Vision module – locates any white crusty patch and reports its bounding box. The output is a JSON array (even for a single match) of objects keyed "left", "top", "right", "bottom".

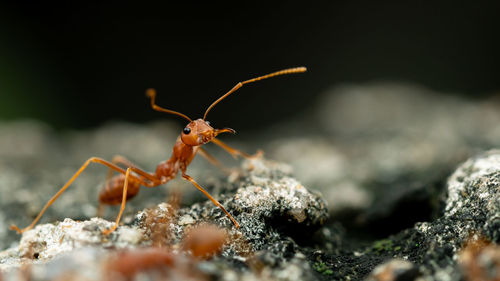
[
  {"left": 445, "top": 150, "right": 500, "bottom": 216},
  {"left": 18, "top": 217, "right": 144, "bottom": 261}
]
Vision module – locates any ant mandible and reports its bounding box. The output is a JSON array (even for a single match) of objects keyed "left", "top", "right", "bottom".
[{"left": 10, "top": 67, "right": 307, "bottom": 235}]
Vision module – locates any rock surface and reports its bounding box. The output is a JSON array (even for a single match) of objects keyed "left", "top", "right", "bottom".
[
  {"left": 2, "top": 82, "right": 500, "bottom": 280},
  {"left": 0, "top": 144, "right": 328, "bottom": 280},
  {"left": 267, "top": 83, "right": 500, "bottom": 234}
]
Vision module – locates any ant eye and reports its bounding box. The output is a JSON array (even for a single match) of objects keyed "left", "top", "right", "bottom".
[{"left": 183, "top": 127, "right": 191, "bottom": 134}]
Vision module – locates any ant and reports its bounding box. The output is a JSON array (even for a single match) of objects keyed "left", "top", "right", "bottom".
[{"left": 10, "top": 67, "right": 307, "bottom": 235}]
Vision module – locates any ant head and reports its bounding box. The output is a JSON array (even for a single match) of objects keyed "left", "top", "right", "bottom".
[
  {"left": 181, "top": 119, "right": 235, "bottom": 146},
  {"left": 146, "top": 67, "right": 306, "bottom": 146}
]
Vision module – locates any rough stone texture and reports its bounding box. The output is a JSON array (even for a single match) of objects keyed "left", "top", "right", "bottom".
[
  {"left": 267, "top": 83, "right": 500, "bottom": 234},
  {"left": 444, "top": 150, "right": 500, "bottom": 242},
  {"left": 17, "top": 218, "right": 144, "bottom": 260},
  {"left": 0, "top": 120, "right": 194, "bottom": 251},
  {"left": 2, "top": 82, "right": 500, "bottom": 280},
  {"left": 350, "top": 150, "right": 500, "bottom": 281},
  {"left": 410, "top": 150, "right": 500, "bottom": 280},
  {"left": 0, "top": 149, "right": 328, "bottom": 280}
]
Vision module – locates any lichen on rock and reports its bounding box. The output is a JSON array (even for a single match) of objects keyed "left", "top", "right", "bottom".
[
  {"left": 444, "top": 150, "right": 500, "bottom": 242},
  {"left": 0, "top": 155, "right": 328, "bottom": 280},
  {"left": 3, "top": 82, "right": 500, "bottom": 280}
]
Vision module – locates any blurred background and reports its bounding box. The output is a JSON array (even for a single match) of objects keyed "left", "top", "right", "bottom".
[{"left": 1, "top": 1, "right": 499, "bottom": 132}]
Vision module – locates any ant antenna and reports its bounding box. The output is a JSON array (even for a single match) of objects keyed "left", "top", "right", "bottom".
[
  {"left": 203, "top": 67, "right": 307, "bottom": 120},
  {"left": 146, "top": 89, "right": 193, "bottom": 122}
]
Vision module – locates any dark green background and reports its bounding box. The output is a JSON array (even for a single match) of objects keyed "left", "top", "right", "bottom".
[{"left": 1, "top": 2, "right": 499, "bottom": 131}]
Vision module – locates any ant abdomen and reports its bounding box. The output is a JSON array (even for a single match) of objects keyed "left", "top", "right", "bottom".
[{"left": 99, "top": 174, "right": 141, "bottom": 205}]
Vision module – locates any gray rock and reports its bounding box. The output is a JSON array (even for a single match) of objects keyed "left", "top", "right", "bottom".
[
  {"left": 136, "top": 156, "right": 329, "bottom": 257},
  {"left": 0, "top": 120, "right": 192, "bottom": 250},
  {"left": 0, "top": 150, "right": 327, "bottom": 280},
  {"left": 444, "top": 150, "right": 500, "bottom": 242},
  {"left": 413, "top": 149, "right": 500, "bottom": 260},
  {"left": 267, "top": 83, "right": 500, "bottom": 231},
  {"left": 3, "top": 82, "right": 500, "bottom": 281},
  {"left": 361, "top": 150, "right": 500, "bottom": 281}
]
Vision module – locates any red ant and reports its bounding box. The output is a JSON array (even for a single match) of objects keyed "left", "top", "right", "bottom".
[{"left": 10, "top": 67, "right": 307, "bottom": 235}]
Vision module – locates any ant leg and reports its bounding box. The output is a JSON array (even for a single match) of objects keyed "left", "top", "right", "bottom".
[
  {"left": 10, "top": 157, "right": 144, "bottom": 234},
  {"left": 100, "top": 155, "right": 140, "bottom": 215},
  {"left": 181, "top": 173, "right": 240, "bottom": 228},
  {"left": 101, "top": 165, "right": 162, "bottom": 235},
  {"left": 102, "top": 167, "right": 132, "bottom": 235},
  {"left": 104, "top": 155, "right": 159, "bottom": 186},
  {"left": 111, "top": 155, "right": 136, "bottom": 167},
  {"left": 211, "top": 138, "right": 262, "bottom": 159},
  {"left": 198, "top": 147, "right": 232, "bottom": 175},
  {"left": 129, "top": 167, "right": 162, "bottom": 187},
  {"left": 105, "top": 155, "right": 137, "bottom": 181}
]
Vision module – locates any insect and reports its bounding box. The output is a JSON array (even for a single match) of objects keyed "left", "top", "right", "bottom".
[{"left": 10, "top": 66, "right": 307, "bottom": 235}]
